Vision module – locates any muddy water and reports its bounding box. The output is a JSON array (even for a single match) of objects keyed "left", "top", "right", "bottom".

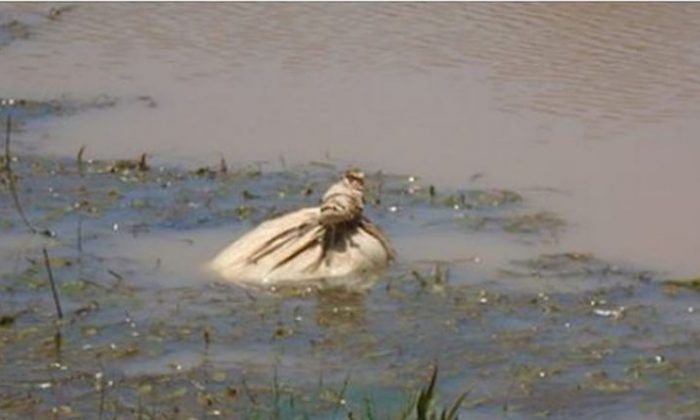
[
  {"left": 1, "top": 3, "right": 700, "bottom": 276},
  {"left": 3, "top": 3, "right": 700, "bottom": 275},
  {"left": 2, "top": 4, "right": 700, "bottom": 417}
]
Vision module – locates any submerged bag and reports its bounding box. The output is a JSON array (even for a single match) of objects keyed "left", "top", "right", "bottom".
[{"left": 208, "top": 170, "right": 395, "bottom": 287}]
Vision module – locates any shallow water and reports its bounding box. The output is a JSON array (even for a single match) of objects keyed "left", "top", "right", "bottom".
[
  {"left": 0, "top": 152, "right": 697, "bottom": 418},
  {"left": 1, "top": 3, "right": 700, "bottom": 418}
]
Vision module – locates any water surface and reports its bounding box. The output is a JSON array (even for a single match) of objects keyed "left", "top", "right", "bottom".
[
  {"left": 2, "top": 3, "right": 699, "bottom": 275},
  {"left": 2, "top": 3, "right": 700, "bottom": 417}
]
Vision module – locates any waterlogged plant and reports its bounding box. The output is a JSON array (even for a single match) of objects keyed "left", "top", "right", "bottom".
[{"left": 397, "top": 365, "right": 469, "bottom": 420}]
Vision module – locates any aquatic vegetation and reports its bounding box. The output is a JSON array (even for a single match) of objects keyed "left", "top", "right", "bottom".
[
  {"left": 411, "top": 365, "right": 469, "bottom": 420},
  {"left": 0, "top": 19, "right": 29, "bottom": 48},
  {"left": 501, "top": 210, "right": 564, "bottom": 234},
  {"left": 0, "top": 134, "right": 697, "bottom": 417},
  {"left": 0, "top": 96, "right": 118, "bottom": 128},
  {"left": 502, "top": 252, "right": 654, "bottom": 282},
  {"left": 418, "top": 184, "right": 565, "bottom": 240},
  {"left": 663, "top": 277, "right": 700, "bottom": 293},
  {"left": 0, "top": 4, "right": 79, "bottom": 49},
  {"left": 442, "top": 189, "right": 522, "bottom": 210}
]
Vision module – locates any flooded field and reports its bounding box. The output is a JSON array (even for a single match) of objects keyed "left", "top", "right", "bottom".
[{"left": 1, "top": 3, "right": 700, "bottom": 418}]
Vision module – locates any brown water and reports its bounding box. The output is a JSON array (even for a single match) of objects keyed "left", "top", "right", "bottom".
[{"left": 2, "top": 2, "right": 700, "bottom": 276}]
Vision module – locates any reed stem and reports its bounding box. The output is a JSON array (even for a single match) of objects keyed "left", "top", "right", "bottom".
[
  {"left": 42, "top": 248, "right": 64, "bottom": 320},
  {"left": 4, "top": 114, "right": 38, "bottom": 234}
]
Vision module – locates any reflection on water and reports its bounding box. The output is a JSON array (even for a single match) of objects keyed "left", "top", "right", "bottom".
[{"left": 1, "top": 3, "right": 699, "bottom": 274}]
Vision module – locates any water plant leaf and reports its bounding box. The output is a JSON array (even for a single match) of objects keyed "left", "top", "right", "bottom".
[{"left": 663, "top": 277, "right": 700, "bottom": 293}]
